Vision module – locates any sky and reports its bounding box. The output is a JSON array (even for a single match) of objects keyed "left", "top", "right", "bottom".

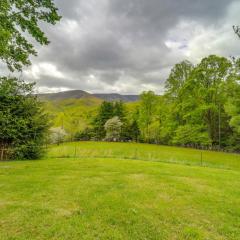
[{"left": 19, "top": 0, "right": 240, "bottom": 94}]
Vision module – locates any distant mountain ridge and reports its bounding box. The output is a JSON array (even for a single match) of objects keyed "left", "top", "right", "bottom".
[{"left": 38, "top": 90, "right": 139, "bottom": 102}]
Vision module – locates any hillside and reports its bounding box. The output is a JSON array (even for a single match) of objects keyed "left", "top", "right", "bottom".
[
  {"left": 43, "top": 96, "right": 102, "bottom": 135},
  {"left": 39, "top": 90, "right": 140, "bottom": 136},
  {"left": 38, "top": 90, "right": 91, "bottom": 101},
  {"left": 38, "top": 90, "right": 139, "bottom": 102},
  {"left": 93, "top": 93, "right": 139, "bottom": 102}
]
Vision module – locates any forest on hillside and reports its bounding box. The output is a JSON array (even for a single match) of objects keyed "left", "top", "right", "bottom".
[{"left": 51, "top": 55, "right": 240, "bottom": 152}]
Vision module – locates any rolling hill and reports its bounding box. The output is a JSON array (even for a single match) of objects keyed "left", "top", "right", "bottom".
[
  {"left": 38, "top": 90, "right": 139, "bottom": 102},
  {"left": 39, "top": 90, "right": 139, "bottom": 136}
]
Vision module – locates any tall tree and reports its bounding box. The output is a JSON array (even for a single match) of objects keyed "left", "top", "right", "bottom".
[
  {"left": 188, "top": 55, "right": 232, "bottom": 146},
  {"left": 113, "top": 101, "right": 126, "bottom": 121},
  {"left": 93, "top": 101, "right": 115, "bottom": 140},
  {"left": 139, "top": 91, "right": 158, "bottom": 142},
  {"left": 0, "top": 0, "right": 61, "bottom": 71},
  {"left": 165, "top": 60, "right": 194, "bottom": 99},
  {"left": 165, "top": 60, "right": 194, "bottom": 127}
]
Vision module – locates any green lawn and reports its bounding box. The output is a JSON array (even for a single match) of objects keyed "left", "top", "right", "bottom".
[
  {"left": 0, "top": 142, "right": 240, "bottom": 239},
  {"left": 48, "top": 141, "right": 240, "bottom": 170}
]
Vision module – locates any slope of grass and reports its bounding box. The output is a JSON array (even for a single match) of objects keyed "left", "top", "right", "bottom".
[
  {"left": 0, "top": 142, "right": 240, "bottom": 239},
  {"left": 48, "top": 141, "right": 240, "bottom": 170}
]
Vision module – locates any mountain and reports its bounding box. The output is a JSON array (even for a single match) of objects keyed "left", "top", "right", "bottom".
[
  {"left": 93, "top": 93, "right": 139, "bottom": 102},
  {"left": 38, "top": 90, "right": 139, "bottom": 102},
  {"left": 39, "top": 90, "right": 139, "bottom": 135},
  {"left": 38, "top": 90, "right": 91, "bottom": 101}
]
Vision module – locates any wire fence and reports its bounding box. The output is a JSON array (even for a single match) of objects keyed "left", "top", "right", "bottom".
[{"left": 47, "top": 142, "right": 240, "bottom": 171}]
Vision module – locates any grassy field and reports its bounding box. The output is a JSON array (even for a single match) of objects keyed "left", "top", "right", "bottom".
[
  {"left": 48, "top": 141, "right": 240, "bottom": 170},
  {"left": 0, "top": 142, "right": 240, "bottom": 239}
]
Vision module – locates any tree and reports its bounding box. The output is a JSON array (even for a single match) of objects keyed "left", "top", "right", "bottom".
[
  {"left": 173, "top": 124, "right": 211, "bottom": 148},
  {"left": 0, "top": 77, "right": 49, "bottom": 159},
  {"left": 0, "top": 0, "right": 61, "bottom": 71},
  {"left": 165, "top": 60, "right": 194, "bottom": 99},
  {"left": 50, "top": 127, "right": 67, "bottom": 145},
  {"left": 165, "top": 60, "right": 194, "bottom": 127},
  {"left": 233, "top": 25, "right": 240, "bottom": 38},
  {"left": 93, "top": 101, "right": 127, "bottom": 140},
  {"left": 113, "top": 101, "right": 126, "bottom": 121},
  {"left": 224, "top": 67, "right": 240, "bottom": 150},
  {"left": 187, "top": 55, "right": 232, "bottom": 146},
  {"left": 93, "top": 101, "right": 115, "bottom": 140},
  {"left": 104, "top": 117, "right": 123, "bottom": 142},
  {"left": 121, "top": 120, "right": 141, "bottom": 142},
  {"left": 139, "top": 91, "right": 158, "bottom": 142},
  {"left": 128, "top": 120, "right": 141, "bottom": 142},
  {"left": 74, "top": 128, "right": 94, "bottom": 141}
]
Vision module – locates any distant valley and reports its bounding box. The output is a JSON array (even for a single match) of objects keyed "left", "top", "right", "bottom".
[{"left": 38, "top": 90, "right": 139, "bottom": 135}]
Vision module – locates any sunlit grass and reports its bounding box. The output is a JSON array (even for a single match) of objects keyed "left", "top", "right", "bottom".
[
  {"left": 48, "top": 141, "right": 240, "bottom": 170},
  {"left": 0, "top": 142, "right": 240, "bottom": 239}
]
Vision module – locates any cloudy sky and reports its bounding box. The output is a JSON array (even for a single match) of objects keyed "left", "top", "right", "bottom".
[{"left": 21, "top": 0, "right": 240, "bottom": 94}]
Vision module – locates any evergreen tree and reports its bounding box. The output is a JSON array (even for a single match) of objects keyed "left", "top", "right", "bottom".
[
  {"left": 93, "top": 101, "right": 115, "bottom": 140},
  {"left": 0, "top": 77, "right": 49, "bottom": 159}
]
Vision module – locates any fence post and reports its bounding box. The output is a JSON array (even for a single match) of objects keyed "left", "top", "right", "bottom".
[
  {"left": 74, "top": 144, "right": 77, "bottom": 158},
  {"left": 0, "top": 148, "right": 3, "bottom": 161}
]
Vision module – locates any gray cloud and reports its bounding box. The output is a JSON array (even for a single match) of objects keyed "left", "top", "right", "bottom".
[{"left": 20, "top": 0, "right": 240, "bottom": 94}]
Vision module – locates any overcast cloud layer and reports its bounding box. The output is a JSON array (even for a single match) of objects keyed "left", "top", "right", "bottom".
[{"left": 20, "top": 0, "right": 240, "bottom": 94}]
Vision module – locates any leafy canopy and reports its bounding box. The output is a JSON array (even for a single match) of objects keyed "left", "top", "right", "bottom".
[{"left": 0, "top": 0, "right": 61, "bottom": 71}]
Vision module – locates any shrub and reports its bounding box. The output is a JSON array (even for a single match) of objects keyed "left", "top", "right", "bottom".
[{"left": 0, "top": 77, "right": 49, "bottom": 160}]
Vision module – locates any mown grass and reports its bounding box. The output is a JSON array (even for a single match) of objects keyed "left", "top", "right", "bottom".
[
  {"left": 48, "top": 141, "right": 240, "bottom": 170},
  {"left": 0, "top": 142, "right": 240, "bottom": 239}
]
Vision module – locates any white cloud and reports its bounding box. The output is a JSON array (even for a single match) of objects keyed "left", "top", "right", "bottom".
[
  {"left": 24, "top": 62, "right": 65, "bottom": 80},
  {"left": 18, "top": 0, "right": 240, "bottom": 94}
]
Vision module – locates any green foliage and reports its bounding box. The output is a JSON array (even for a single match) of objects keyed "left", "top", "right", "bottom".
[
  {"left": 139, "top": 91, "right": 158, "bottom": 142},
  {"left": 93, "top": 101, "right": 126, "bottom": 140},
  {"left": 165, "top": 60, "right": 194, "bottom": 99},
  {"left": 43, "top": 97, "right": 101, "bottom": 137},
  {"left": 122, "top": 120, "right": 141, "bottom": 142},
  {"left": 74, "top": 128, "right": 95, "bottom": 141},
  {"left": 0, "top": 77, "right": 49, "bottom": 159},
  {"left": 0, "top": 0, "right": 61, "bottom": 71},
  {"left": 173, "top": 125, "right": 211, "bottom": 147}
]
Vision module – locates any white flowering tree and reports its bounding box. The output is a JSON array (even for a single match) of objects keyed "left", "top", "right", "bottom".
[
  {"left": 104, "top": 116, "right": 123, "bottom": 142},
  {"left": 50, "top": 127, "right": 68, "bottom": 145}
]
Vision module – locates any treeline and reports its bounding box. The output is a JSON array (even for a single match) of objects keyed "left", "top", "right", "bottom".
[
  {"left": 74, "top": 101, "right": 140, "bottom": 142},
  {"left": 74, "top": 55, "right": 240, "bottom": 151}
]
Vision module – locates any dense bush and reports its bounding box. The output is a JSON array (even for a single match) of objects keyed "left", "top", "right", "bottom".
[
  {"left": 172, "top": 125, "right": 211, "bottom": 147},
  {"left": 0, "top": 77, "right": 49, "bottom": 160},
  {"left": 74, "top": 128, "right": 95, "bottom": 141}
]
